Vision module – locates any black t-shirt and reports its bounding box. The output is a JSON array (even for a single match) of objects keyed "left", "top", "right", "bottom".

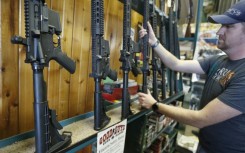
[{"left": 198, "top": 55, "right": 245, "bottom": 153}]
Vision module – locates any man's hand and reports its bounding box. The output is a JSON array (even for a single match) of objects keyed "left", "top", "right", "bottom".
[
  {"left": 138, "top": 89, "right": 157, "bottom": 109},
  {"left": 139, "top": 22, "right": 158, "bottom": 46}
]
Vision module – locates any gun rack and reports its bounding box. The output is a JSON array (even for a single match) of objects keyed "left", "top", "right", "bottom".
[{"left": 0, "top": 92, "right": 184, "bottom": 153}]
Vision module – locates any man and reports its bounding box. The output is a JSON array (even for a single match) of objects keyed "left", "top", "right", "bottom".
[{"left": 138, "top": 1, "right": 245, "bottom": 153}]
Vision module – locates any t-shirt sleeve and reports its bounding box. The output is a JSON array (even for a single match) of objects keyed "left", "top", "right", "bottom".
[
  {"left": 218, "top": 74, "right": 245, "bottom": 113},
  {"left": 198, "top": 55, "right": 220, "bottom": 74}
]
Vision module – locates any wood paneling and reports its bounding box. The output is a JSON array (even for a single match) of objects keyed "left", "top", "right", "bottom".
[
  {"left": 68, "top": 0, "right": 91, "bottom": 117},
  {"left": 0, "top": 0, "right": 143, "bottom": 145},
  {"left": 48, "top": 0, "right": 75, "bottom": 120},
  {"left": 0, "top": 0, "right": 19, "bottom": 139}
]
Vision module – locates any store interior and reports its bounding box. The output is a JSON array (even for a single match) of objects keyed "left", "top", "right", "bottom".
[{"left": 0, "top": 0, "right": 243, "bottom": 153}]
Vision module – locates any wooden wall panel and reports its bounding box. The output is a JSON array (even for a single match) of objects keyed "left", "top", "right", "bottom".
[
  {"left": 0, "top": 0, "right": 19, "bottom": 138},
  {"left": 75, "top": 0, "right": 92, "bottom": 115},
  {"left": 0, "top": 0, "right": 143, "bottom": 143},
  {"left": 47, "top": 0, "right": 75, "bottom": 120},
  {"left": 83, "top": 0, "right": 94, "bottom": 113},
  {"left": 131, "top": 10, "right": 143, "bottom": 83},
  {"left": 18, "top": 0, "right": 33, "bottom": 133},
  {"left": 105, "top": 0, "right": 123, "bottom": 75},
  {"left": 69, "top": 0, "right": 91, "bottom": 117},
  {"left": 56, "top": 0, "right": 75, "bottom": 120}
]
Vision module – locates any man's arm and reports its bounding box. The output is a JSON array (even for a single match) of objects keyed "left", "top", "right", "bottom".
[
  {"left": 157, "top": 98, "right": 241, "bottom": 128},
  {"left": 138, "top": 91, "right": 242, "bottom": 128},
  {"left": 139, "top": 22, "right": 205, "bottom": 74},
  {"left": 153, "top": 43, "right": 204, "bottom": 74}
]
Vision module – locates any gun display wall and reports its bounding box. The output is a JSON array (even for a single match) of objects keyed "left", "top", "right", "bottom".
[
  {"left": 0, "top": 0, "right": 137, "bottom": 139},
  {"left": 0, "top": 0, "right": 183, "bottom": 152}
]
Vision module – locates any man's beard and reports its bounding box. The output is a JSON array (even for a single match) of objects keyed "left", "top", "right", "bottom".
[{"left": 217, "top": 39, "right": 227, "bottom": 51}]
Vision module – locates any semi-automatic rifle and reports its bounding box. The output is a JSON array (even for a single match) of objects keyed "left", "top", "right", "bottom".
[
  {"left": 90, "top": 0, "right": 117, "bottom": 130},
  {"left": 173, "top": 0, "right": 182, "bottom": 93},
  {"left": 11, "top": 0, "right": 76, "bottom": 152},
  {"left": 150, "top": 0, "right": 159, "bottom": 100},
  {"left": 159, "top": 0, "right": 167, "bottom": 100},
  {"left": 168, "top": 0, "right": 182, "bottom": 94},
  {"left": 168, "top": 0, "right": 175, "bottom": 96},
  {"left": 120, "top": 0, "right": 141, "bottom": 119},
  {"left": 142, "top": 0, "right": 150, "bottom": 94}
]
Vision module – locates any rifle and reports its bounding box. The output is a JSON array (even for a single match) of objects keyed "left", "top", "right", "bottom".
[
  {"left": 11, "top": 0, "right": 75, "bottom": 152},
  {"left": 120, "top": 0, "right": 141, "bottom": 119},
  {"left": 150, "top": 0, "right": 159, "bottom": 100},
  {"left": 167, "top": 0, "right": 182, "bottom": 94},
  {"left": 159, "top": 0, "right": 167, "bottom": 100},
  {"left": 168, "top": 0, "right": 175, "bottom": 96},
  {"left": 185, "top": 0, "right": 193, "bottom": 37},
  {"left": 142, "top": 0, "right": 150, "bottom": 94},
  {"left": 90, "top": 0, "right": 117, "bottom": 130},
  {"left": 173, "top": 0, "right": 182, "bottom": 93}
]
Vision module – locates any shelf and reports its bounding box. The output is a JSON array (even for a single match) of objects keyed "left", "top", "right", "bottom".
[
  {"left": 179, "top": 37, "right": 195, "bottom": 42},
  {"left": 160, "top": 91, "right": 184, "bottom": 105},
  {"left": 0, "top": 92, "right": 184, "bottom": 153},
  {"left": 0, "top": 102, "right": 131, "bottom": 153},
  {"left": 143, "top": 120, "right": 178, "bottom": 151},
  {"left": 161, "top": 129, "right": 178, "bottom": 153}
]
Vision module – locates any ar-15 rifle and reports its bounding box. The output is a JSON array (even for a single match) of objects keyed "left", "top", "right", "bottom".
[
  {"left": 142, "top": 0, "right": 150, "bottom": 94},
  {"left": 90, "top": 0, "right": 117, "bottom": 130},
  {"left": 167, "top": 0, "right": 175, "bottom": 96},
  {"left": 150, "top": 0, "right": 159, "bottom": 100},
  {"left": 167, "top": 0, "right": 182, "bottom": 95},
  {"left": 11, "top": 0, "right": 75, "bottom": 152},
  {"left": 120, "top": 0, "right": 141, "bottom": 119},
  {"left": 173, "top": 0, "right": 182, "bottom": 93},
  {"left": 159, "top": 0, "right": 167, "bottom": 100}
]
